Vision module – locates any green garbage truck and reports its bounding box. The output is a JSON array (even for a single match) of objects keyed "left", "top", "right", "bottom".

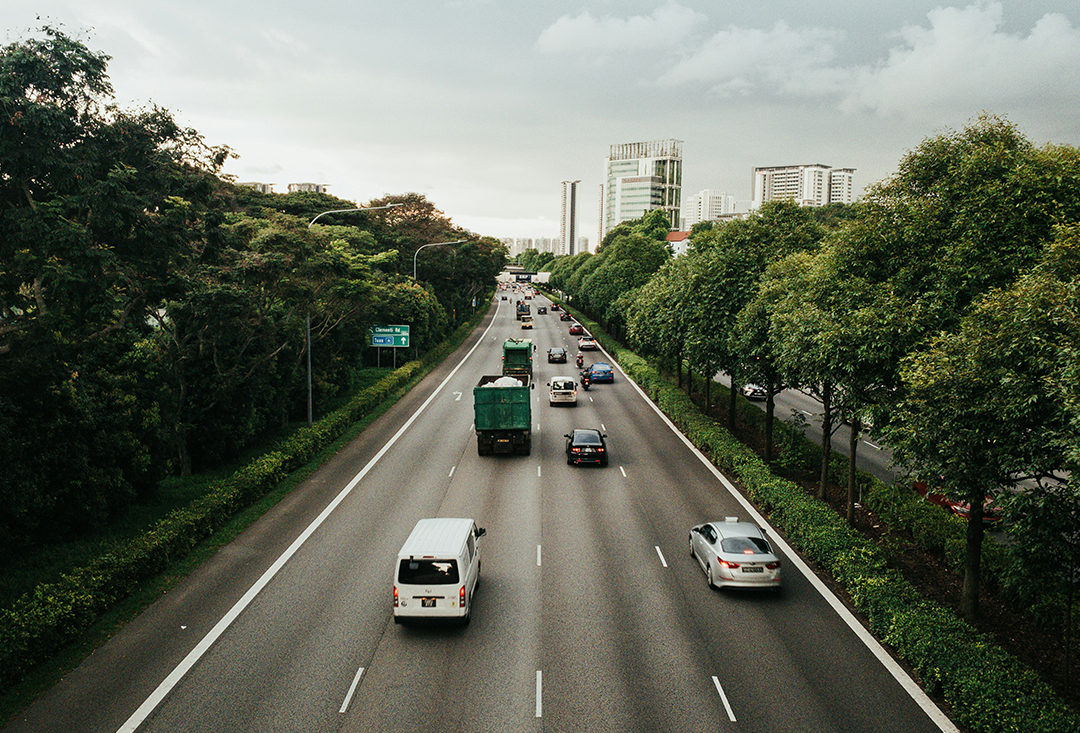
[
  {"left": 474, "top": 374, "right": 532, "bottom": 455},
  {"left": 502, "top": 338, "right": 534, "bottom": 378}
]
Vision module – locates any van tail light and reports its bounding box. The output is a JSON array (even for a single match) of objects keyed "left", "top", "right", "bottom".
[
  {"left": 393, "top": 586, "right": 399, "bottom": 607},
  {"left": 459, "top": 586, "right": 466, "bottom": 608},
  {"left": 719, "top": 559, "right": 740, "bottom": 569}
]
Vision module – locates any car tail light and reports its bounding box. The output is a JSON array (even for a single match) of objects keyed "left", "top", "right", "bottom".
[
  {"left": 597, "top": 447, "right": 605, "bottom": 452},
  {"left": 719, "top": 559, "right": 740, "bottom": 569},
  {"left": 459, "top": 586, "right": 466, "bottom": 608},
  {"left": 393, "top": 586, "right": 399, "bottom": 607},
  {"left": 571, "top": 447, "right": 580, "bottom": 453},
  {"left": 766, "top": 561, "right": 780, "bottom": 569}
]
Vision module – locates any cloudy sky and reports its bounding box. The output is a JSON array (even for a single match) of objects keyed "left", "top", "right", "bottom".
[{"left": 4, "top": 1, "right": 1079, "bottom": 242}]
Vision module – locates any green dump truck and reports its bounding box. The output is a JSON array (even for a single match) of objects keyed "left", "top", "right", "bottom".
[
  {"left": 502, "top": 338, "right": 534, "bottom": 378},
  {"left": 474, "top": 374, "right": 532, "bottom": 455}
]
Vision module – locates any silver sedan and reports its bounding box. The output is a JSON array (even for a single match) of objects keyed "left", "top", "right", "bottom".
[{"left": 689, "top": 519, "right": 782, "bottom": 590}]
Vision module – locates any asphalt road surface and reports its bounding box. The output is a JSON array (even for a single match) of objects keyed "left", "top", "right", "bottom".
[{"left": 5, "top": 294, "right": 956, "bottom": 733}]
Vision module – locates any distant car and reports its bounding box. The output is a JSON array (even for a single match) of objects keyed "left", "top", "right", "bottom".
[
  {"left": 501, "top": 295, "right": 507, "bottom": 300},
  {"left": 537, "top": 305, "right": 547, "bottom": 314},
  {"left": 689, "top": 518, "right": 782, "bottom": 590},
  {"left": 521, "top": 317, "right": 533, "bottom": 330},
  {"left": 547, "top": 347, "right": 567, "bottom": 363},
  {"left": 584, "top": 362, "right": 614, "bottom": 383},
  {"left": 551, "top": 304, "right": 561, "bottom": 311},
  {"left": 548, "top": 376, "right": 578, "bottom": 406},
  {"left": 578, "top": 337, "right": 597, "bottom": 350},
  {"left": 559, "top": 312, "right": 572, "bottom": 321},
  {"left": 913, "top": 480, "right": 1003, "bottom": 525},
  {"left": 741, "top": 383, "right": 767, "bottom": 400},
  {"left": 564, "top": 428, "right": 608, "bottom": 466},
  {"left": 568, "top": 323, "right": 584, "bottom": 335}
]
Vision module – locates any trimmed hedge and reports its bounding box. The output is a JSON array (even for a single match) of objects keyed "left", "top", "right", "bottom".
[
  {"left": 0, "top": 310, "right": 486, "bottom": 691},
  {"left": 554, "top": 299, "right": 1079, "bottom": 733}
]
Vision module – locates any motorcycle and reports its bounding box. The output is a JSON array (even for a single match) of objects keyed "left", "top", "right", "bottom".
[
  {"left": 575, "top": 353, "right": 584, "bottom": 368},
  {"left": 580, "top": 370, "right": 591, "bottom": 390}
]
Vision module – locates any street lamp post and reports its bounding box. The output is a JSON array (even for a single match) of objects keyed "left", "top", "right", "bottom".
[
  {"left": 412, "top": 240, "right": 466, "bottom": 281},
  {"left": 412, "top": 239, "right": 466, "bottom": 358},
  {"left": 304, "top": 202, "right": 403, "bottom": 427}
]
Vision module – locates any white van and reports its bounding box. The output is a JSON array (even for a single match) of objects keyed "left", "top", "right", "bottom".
[{"left": 393, "top": 518, "right": 486, "bottom": 625}]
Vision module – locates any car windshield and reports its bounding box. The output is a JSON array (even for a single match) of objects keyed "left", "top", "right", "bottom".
[
  {"left": 574, "top": 431, "right": 602, "bottom": 445},
  {"left": 720, "top": 536, "right": 771, "bottom": 555},
  {"left": 398, "top": 558, "right": 460, "bottom": 585}
]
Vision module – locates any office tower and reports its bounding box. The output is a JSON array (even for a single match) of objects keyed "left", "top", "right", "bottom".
[
  {"left": 560, "top": 180, "right": 581, "bottom": 256},
  {"left": 603, "top": 139, "right": 682, "bottom": 238}
]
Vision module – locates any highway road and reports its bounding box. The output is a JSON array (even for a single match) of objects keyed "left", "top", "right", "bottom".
[{"left": 5, "top": 293, "right": 955, "bottom": 733}]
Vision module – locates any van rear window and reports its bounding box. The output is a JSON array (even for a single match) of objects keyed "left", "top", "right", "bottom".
[{"left": 398, "top": 558, "right": 459, "bottom": 585}]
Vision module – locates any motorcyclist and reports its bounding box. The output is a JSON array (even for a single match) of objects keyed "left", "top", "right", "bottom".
[
  {"left": 580, "top": 368, "right": 591, "bottom": 390},
  {"left": 575, "top": 352, "right": 584, "bottom": 368}
]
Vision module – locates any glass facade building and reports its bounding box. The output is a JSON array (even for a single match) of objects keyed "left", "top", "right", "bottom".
[{"left": 603, "top": 139, "right": 682, "bottom": 239}]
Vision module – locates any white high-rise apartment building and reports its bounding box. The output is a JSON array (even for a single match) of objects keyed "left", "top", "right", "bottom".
[
  {"left": 603, "top": 139, "right": 682, "bottom": 238},
  {"left": 751, "top": 165, "right": 855, "bottom": 209},
  {"left": 683, "top": 189, "right": 736, "bottom": 228}
]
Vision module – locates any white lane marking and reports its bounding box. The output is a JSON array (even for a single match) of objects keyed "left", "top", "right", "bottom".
[
  {"left": 619, "top": 367, "right": 959, "bottom": 733},
  {"left": 117, "top": 305, "right": 503, "bottom": 733},
  {"left": 449, "top": 465, "right": 456, "bottom": 477},
  {"left": 589, "top": 396, "right": 594, "bottom": 403},
  {"left": 536, "top": 423, "right": 541, "bottom": 431},
  {"left": 536, "top": 670, "right": 543, "bottom": 718},
  {"left": 655, "top": 546, "right": 668, "bottom": 568},
  {"left": 712, "top": 676, "right": 737, "bottom": 722},
  {"left": 537, "top": 545, "right": 542, "bottom": 566},
  {"left": 537, "top": 465, "right": 542, "bottom": 477},
  {"left": 453, "top": 391, "right": 462, "bottom": 401},
  {"left": 619, "top": 466, "right": 626, "bottom": 478},
  {"left": 601, "top": 423, "right": 606, "bottom": 431},
  {"left": 339, "top": 666, "right": 365, "bottom": 713}
]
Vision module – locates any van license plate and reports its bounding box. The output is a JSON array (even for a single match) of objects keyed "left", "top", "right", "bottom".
[{"left": 422, "top": 598, "right": 436, "bottom": 607}]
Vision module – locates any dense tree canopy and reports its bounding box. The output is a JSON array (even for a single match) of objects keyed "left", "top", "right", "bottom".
[{"left": 0, "top": 29, "right": 504, "bottom": 551}]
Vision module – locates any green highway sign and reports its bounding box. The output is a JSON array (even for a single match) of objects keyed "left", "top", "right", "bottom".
[{"left": 368, "top": 324, "right": 410, "bottom": 348}]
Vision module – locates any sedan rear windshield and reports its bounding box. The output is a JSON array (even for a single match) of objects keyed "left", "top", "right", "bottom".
[
  {"left": 720, "top": 536, "right": 771, "bottom": 555},
  {"left": 398, "top": 558, "right": 460, "bottom": 585},
  {"left": 574, "top": 432, "right": 602, "bottom": 445}
]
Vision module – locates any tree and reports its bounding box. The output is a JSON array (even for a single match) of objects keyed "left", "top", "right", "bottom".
[
  {"left": 0, "top": 28, "right": 229, "bottom": 545},
  {"left": 887, "top": 228, "right": 1080, "bottom": 621}
]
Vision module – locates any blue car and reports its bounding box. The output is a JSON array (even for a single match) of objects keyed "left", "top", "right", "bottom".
[{"left": 585, "top": 363, "right": 615, "bottom": 383}]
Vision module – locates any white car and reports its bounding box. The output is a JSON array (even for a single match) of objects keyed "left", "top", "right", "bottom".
[
  {"left": 578, "top": 337, "right": 597, "bottom": 350},
  {"left": 548, "top": 376, "right": 578, "bottom": 406},
  {"left": 741, "top": 383, "right": 767, "bottom": 400},
  {"left": 689, "top": 518, "right": 782, "bottom": 590}
]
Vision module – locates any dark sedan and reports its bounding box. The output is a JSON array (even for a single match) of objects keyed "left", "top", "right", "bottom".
[
  {"left": 559, "top": 312, "right": 572, "bottom": 321},
  {"left": 547, "top": 347, "right": 568, "bottom": 363},
  {"left": 564, "top": 428, "right": 609, "bottom": 466}
]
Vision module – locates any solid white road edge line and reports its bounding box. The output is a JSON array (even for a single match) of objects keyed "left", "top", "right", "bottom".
[
  {"left": 116, "top": 302, "right": 503, "bottom": 733},
  {"left": 535, "top": 670, "right": 543, "bottom": 718},
  {"left": 611, "top": 349, "right": 960, "bottom": 733},
  {"left": 339, "top": 666, "right": 365, "bottom": 713},
  {"left": 654, "top": 546, "right": 668, "bottom": 568},
  {"left": 711, "top": 676, "right": 737, "bottom": 722}
]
